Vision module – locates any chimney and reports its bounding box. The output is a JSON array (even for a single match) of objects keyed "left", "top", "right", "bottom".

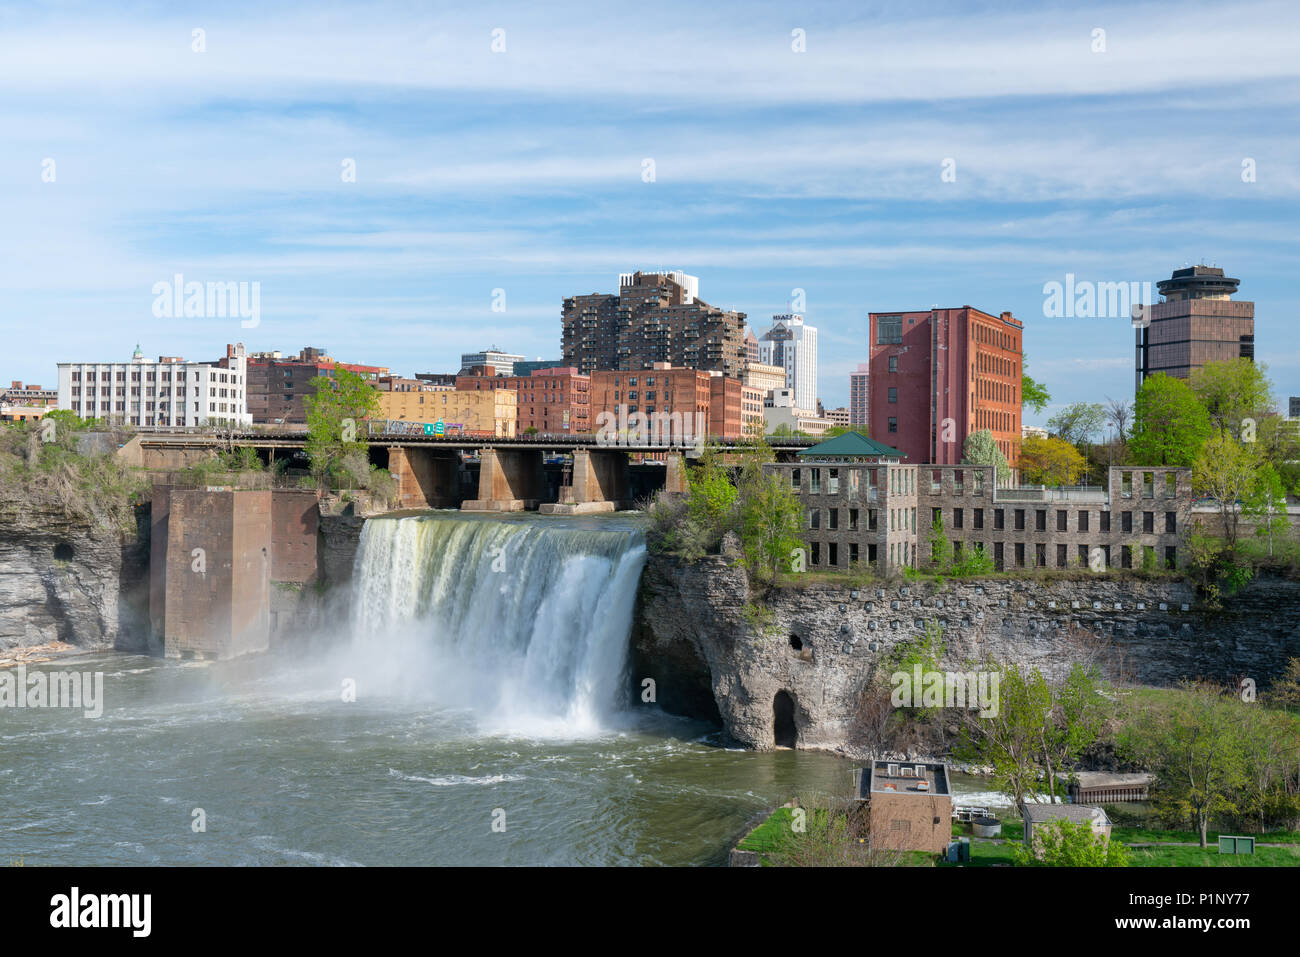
[{"left": 1001, "top": 311, "right": 1013, "bottom": 321}]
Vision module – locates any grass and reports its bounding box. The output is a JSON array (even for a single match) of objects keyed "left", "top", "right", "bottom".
[
  {"left": 1127, "top": 845, "right": 1300, "bottom": 866},
  {"left": 1113, "top": 826, "right": 1300, "bottom": 846},
  {"left": 736, "top": 806, "right": 795, "bottom": 854}
]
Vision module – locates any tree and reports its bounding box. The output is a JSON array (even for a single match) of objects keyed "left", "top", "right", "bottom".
[
  {"left": 1047, "top": 402, "right": 1105, "bottom": 447},
  {"left": 738, "top": 472, "right": 804, "bottom": 581},
  {"left": 1019, "top": 435, "right": 1086, "bottom": 486},
  {"left": 1021, "top": 354, "right": 1051, "bottom": 414},
  {"left": 928, "top": 511, "right": 954, "bottom": 571},
  {"left": 1128, "top": 373, "right": 1212, "bottom": 466},
  {"left": 1192, "top": 432, "right": 1260, "bottom": 549},
  {"left": 1013, "top": 818, "right": 1130, "bottom": 867},
  {"left": 1242, "top": 462, "right": 1289, "bottom": 558},
  {"left": 1103, "top": 396, "right": 1131, "bottom": 440},
  {"left": 1189, "top": 358, "right": 1273, "bottom": 439},
  {"left": 957, "top": 662, "right": 1052, "bottom": 807},
  {"left": 1036, "top": 663, "right": 1111, "bottom": 805},
  {"left": 304, "top": 368, "right": 380, "bottom": 481},
  {"left": 1119, "top": 681, "right": 1251, "bottom": 848},
  {"left": 685, "top": 448, "right": 738, "bottom": 540},
  {"left": 962, "top": 429, "right": 1011, "bottom": 484}
]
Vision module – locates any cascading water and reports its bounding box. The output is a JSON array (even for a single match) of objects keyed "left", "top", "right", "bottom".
[{"left": 351, "top": 514, "right": 647, "bottom": 736}]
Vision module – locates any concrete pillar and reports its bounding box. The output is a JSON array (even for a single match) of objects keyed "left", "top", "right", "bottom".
[
  {"left": 664, "top": 450, "right": 689, "bottom": 495},
  {"left": 540, "top": 449, "right": 626, "bottom": 514},
  {"left": 388, "top": 446, "right": 461, "bottom": 509},
  {"left": 463, "top": 447, "right": 544, "bottom": 511}
]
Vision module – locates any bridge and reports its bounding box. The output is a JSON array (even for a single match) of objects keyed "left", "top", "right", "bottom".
[{"left": 120, "top": 425, "right": 817, "bottom": 513}]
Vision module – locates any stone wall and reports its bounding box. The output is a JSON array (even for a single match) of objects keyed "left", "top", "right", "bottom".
[{"left": 633, "top": 552, "right": 1300, "bottom": 751}]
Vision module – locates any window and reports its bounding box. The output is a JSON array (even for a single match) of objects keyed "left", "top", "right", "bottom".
[
  {"left": 888, "top": 417, "right": 897, "bottom": 433},
  {"left": 994, "top": 508, "right": 1005, "bottom": 530},
  {"left": 888, "top": 356, "right": 898, "bottom": 373},
  {"left": 1143, "top": 511, "right": 1154, "bottom": 534},
  {"left": 828, "top": 469, "right": 839, "bottom": 494},
  {"left": 973, "top": 508, "right": 984, "bottom": 530},
  {"left": 888, "top": 387, "right": 897, "bottom": 404},
  {"left": 811, "top": 469, "right": 821, "bottom": 493},
  {"left": 828, "top": 508, "right": 839, "bottom": 530},
  {"left": 1165, "top": 546, "right": 1177, "bottom": 569},
  {"left": 829, "top": 543, "right": 838, "bottom": 566},
  {"left": 1100, "top": 511, "right": 1111, "bottom": 533},
  {"left": 848, "top": 508, "right": 859, "bottom": 531},
  {"left": 1036, "top": 543, "right": 1047, "bottom": 567},
  {"left": 1057, "top": 544, "right": 1067, "bottom": 567},
  {"left": 1014, "top": 509, "right": 1025, "bottom": 531},
  {"left": 809, "top": 509, "right": 819, "bottom": 530},
  {"left": 849, "top": 543, "right": 858, "bottom": 564},
  {"left": 1015, "top": 543, "right": 1025, "bottom": 567},
  {"left": 1057, "top": 510, "right": 1068, "bottom": 531},
  {"left": 994, "top": 542, "right": 1004, "bottom": 570},
  {"left": 811, "top": 542, "right": 820, "bottom": 565},
  {"left": 1121, "top": 545, "right": 1132, "bottom": 569},
  {"left": 1122, "top": 511, "right": 1133, "bottom": 533},
  {"left": 877, "top": 316, "right": 903, "bottom": 344},
  {"left": 952, "top": 508, "right": 963, "bottom": 529},
  {"left": 1035, "top": 509, "right": 1046, "bottom": 532},
  {"left": 1078, "top": 511, "right": 1089, "bottom": 532},
  {"left": 1165, "top": 512, "right": 1176, "bottom": 534},
  {"left": 791, "top": 468, "right": 801, "bottom": 490},
  {"left": 1078, "top": 544, "right": 1089, "bottom": 566}
]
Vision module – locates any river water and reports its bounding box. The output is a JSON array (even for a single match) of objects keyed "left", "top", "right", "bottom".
[{"left": 1, "top": 512, "right": 988, "bottom": 866}]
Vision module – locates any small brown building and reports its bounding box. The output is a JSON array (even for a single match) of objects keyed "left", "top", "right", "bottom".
[
  {"left": 855, "top": 760, "right": 954, "bottom": 854},
  {"left": 1021, "top": 803, "right": 1112, "bottom": 852}
]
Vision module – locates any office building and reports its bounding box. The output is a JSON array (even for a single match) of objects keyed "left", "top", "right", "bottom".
[
  {"left": 849, "top": 363, "right": 869, "bottom": 427},
  {"left": 755, "top": 314, "right": 818, "bottom": 416},
  {"left": 1135, "top": 265, "right": 1254, "bottom": 390}
]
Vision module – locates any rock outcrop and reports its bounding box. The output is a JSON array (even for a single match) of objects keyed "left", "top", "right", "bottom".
[{"left": 633, "top": 555, "right": 1300, "bottom": 751}]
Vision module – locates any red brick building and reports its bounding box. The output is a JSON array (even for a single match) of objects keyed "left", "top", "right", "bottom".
[
  {"left": 869, "top": 307, "right": 1023, "bottom": 466},
  {"left": 246, "top": 346, "right": 388, "bottom": 424},
  {"left": 455, "top": 366, "right": 591, "bottom": 434},
  {"left": 588, "top": 363, "right": 748, "bottom": 439}
]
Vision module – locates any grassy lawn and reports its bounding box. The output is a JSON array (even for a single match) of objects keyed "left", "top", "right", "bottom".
[
  {"left": 736, "top": 806, "right": 795, "bottom": 854},
  {"left": 1127, "top": 844, "right": 1300, "bottom": 866},
  {"left": 1112, "top": 826, "right": 1300, "bottom": 845}
]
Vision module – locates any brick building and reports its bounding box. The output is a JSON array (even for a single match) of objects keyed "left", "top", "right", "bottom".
[
  {"left": 455, "top": 366, "right": 591, "bottom": 434},
  {"left": 589, "top": 364, "right": 750, "bottom": 439},
  {"left": 1135, "top": 265, "right": 1254, "bottom": 390},
  {"left": 855, "top": 760, "right": 954, "bottom": 854},
  {"left": 375, "top": 386, "right": 516, "bottom": 437},
  {"left": 763, "top": 433, "right": 1192, "bottom": 574},
  {"left": 562, "top": 271, "right": 746, "bottom": 378},
  {"left": 869, "top": 307, "right": 1023, "bottom": 466},
  {"left": 246, "top": 347, "right": 388, "bottom": 424}
]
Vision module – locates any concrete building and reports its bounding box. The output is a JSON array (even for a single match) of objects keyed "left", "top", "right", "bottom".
[
  {"left": 376, "top": 386, "right": 516, "bottom": 437},
  {"left": 455, "top": 366, "right": 591, "bottom": 434},
  {"left": 869, "top": 307, "right": 1023, "bottom": 466},
  {"left": 1021, "top": 804, "right": 1112, "bottom": 852},
  {"left": 849, "top": 362, "right": 869, "bottom": 427},
  {"left": 1, "top": 381, "right": 57, "bottom": 407},
  {"left": 764, "top": 388, "right": 833, "bottom": 437},
  {"left": 826, "top": 407, "right": 850, "bottom": 428},
  {"left": 1135, "top": 265, "right": 1254, "bottom": 391},
  {"left": 854, "top": 760, "right": 954, "bottom": 854},
  {"left": 763, "top": 432, "right": 1192, "bottom": 574},
  {"left": 58, "top": 343, "right": 252, "bottom": 428},
  {"left": 743, "top": 326, "right": 759, "bottom": 362},
  {"left": 756, "top": 313, "right": 818, "bottom": 416},
  {"left": 562, "top": 271, "right": 747, "bottom": 378},
  {"left": 246, "top": 346, "right": 388, "bottom": 424},
  {"left": 460, "top": 348, "right": 524, "bottom": 377}
]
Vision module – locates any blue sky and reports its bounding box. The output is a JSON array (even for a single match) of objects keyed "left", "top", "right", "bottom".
[{"left": 2, "top": 0, "right": 1297, "bottom": 422}]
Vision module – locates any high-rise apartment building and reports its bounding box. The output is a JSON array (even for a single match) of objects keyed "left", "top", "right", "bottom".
[
  {"left": 58, "top": 343, "right": 252, "bottom": 427},
  {"left": 756, "top": 314, "right": 818, "bottom": 416},
  {"left": 562, "top": 271, "right": 746, "bottom": 378},
  {"left": 868, "top": 307, "right": 1023, "bottom": 466},
  {"left": 850, "top": 362, "right": 870, "bottom": 427},
  {"left": 1135, "top": 265, "right": 1254, "bottom": 390}
]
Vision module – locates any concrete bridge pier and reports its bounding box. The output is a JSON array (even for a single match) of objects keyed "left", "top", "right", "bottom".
[
  {"left": 388, "top": 446, "right": 462, "bottom": 509},
  {"left": 463, "top": 447, "right": 545, "bottom": 511},
  {"left": 664, "top": 450, "right": 690, "bottom": 495},
  {"left": 540, "top": 448, "right": 629, "bottom": 514}
]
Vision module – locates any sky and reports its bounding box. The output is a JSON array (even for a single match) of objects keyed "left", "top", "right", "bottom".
[{"left": 1, "top": 0, "right": 1297, "bottom": 423}]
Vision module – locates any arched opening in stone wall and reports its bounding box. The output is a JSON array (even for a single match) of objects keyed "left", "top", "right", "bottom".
[
  {"left": 788, "top": 633, "right": 803, "bottom": 652},
  {"left": 53, "top": 542, "right": 75, "bottom": 562},
  {"left": 773, "top": 690, "right": 798, "bottom": 748}
]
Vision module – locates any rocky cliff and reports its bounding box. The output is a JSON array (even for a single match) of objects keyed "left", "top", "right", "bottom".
[
  {"left": 0, "top": 505, "right": 151, "bottom": 654},
  {"left": 632, "top": 549, "right": 1300, "bottom": 751}
]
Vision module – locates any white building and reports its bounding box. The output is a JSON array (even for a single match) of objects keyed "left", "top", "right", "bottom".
[
  {"left": 764, "top": 388, "right": 832, "bottom": 436},
  {"left": 850, "top": 362, "right": 869, "bottom": 427},
  {"left": 756, "top": 313, "right": 818, "bottom": 416},
  {"left": 57, "top": 343, "right": 251, "bottom": 427},
  {"left": 459, "top": 348, "right": 525, "bottom": 376}
]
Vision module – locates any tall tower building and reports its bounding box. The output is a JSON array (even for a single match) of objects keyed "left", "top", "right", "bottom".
[
  {"left": 561, "top": 271, "right": 745, "bottom": 377},
  {"left": 868, "top": 307, "right": 1023, "bottom": 466},
  {"left": 849, "top": 362, "right": 870, "bottom": 427},
  {"left": 1135, "top": 265, "right": 1254, "bottom": 390},
  {"left": 756, "top": 314, "right": 818, "bottom": 415}
]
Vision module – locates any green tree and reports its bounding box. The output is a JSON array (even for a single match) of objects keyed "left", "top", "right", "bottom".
[
  {"left": 1013, "top": 818, "right": 1130, "bottom": 867},
  {"left": 1021, "top": 354, "right": 1051, "bottom": 415},
  {"left": 928, "top": 511, "right": 954, "bottom": 571},
  {"left": 738, "top": 473, "right": 804, "bottom": 581},
  {"left": 304, "top": 367, "right": 381, "bottom": 482},
  {"left": 962, "top": 429, "right": 1011, "bottom": 484},
  {"left": 957, "top": 662, "right": 1052, "bottom": 807},
  {"left": 686, "top": 448, "right": 739, "bottom": 537},
  {"left": 1119, "top": 681, "right": 1251, "bottom": 848},
  {"left": 1192, "top": 432, "right": 1260, "bottom": 549},
  {"left": 1128, "top": 373, "right": 1212, "bottom": 466},
  {"left": 1189, "top": 357, "right": 1273, "bottom": 439},
  {"left": 1242, "top": 462, "right": 1289, "bottom": 558},
  {"left": 1036, "top": 663, "right": 1111, "bottom": 805},
  {"left": 1047, "top": 402, "right": 1106, "bottom": 447}
]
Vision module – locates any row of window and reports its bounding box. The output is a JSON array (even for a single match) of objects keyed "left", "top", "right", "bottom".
[
  {"left": 70, "top": 370, "right": 239, "bottom": 383},
  {"left": 792, "top": 466, "right": 916, "bottom": 496},
  {"left": 804, "top": 539, "right": 1177, "bottom": 571},
  {"left": 934, "top": 506, "right": 1177, "bottom": 535}
]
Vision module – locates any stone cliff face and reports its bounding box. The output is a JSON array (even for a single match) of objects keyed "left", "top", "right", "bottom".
[
  {"left": 0, "top": 506, "right": 151, "bottom": 654},
  {"left": 632, "top": 552, "right": 1300, "bottom": 751}
]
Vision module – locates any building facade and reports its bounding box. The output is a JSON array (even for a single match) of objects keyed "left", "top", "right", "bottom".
[
  {"left": 755, "top": 313, "right": 818, "bottom": 415},
  {"left": 849, "top": 362, "right": 869, "bottom": 427},
  {"left": 1135, "top": 265, "right": 1255, "bottom": 390},
  {"left": 246, "top": 346, "right": 388, "bottom": 424},
  {"left": 763, "top": 434, "right": 1192, "bottom": 574},
  {"left": 455, "top": 366, "right": 591, "bottom": 434},
  {"left": 58, "top": 343, "right": 252, "bottom": 427},
  {"left": 460, "top": 349, "right": 525, "bottom": 377},
  {"left": 589, "top": 364, "right": 748, "bottom": 439},
  {"left": 855, "top": 760, "right": 954, "bottom": 854},
  {"left": 869, "top": 307, "right": 1023, "bottom": 466},
  {"left": 376, "top": 387, "right": 516, "bottom": 437},
  {"left": 562, "top": 271, "right": 746, "bottom": 378}
]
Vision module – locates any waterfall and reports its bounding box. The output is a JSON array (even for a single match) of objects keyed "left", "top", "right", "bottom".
[{"left": 351, "top": 514, "right": 647, "bottom": 736}]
